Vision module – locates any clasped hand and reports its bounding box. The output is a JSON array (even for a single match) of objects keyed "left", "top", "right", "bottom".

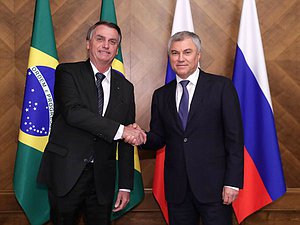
[{"left": 122, "top": 123, "right": 146, "bottom": 146}]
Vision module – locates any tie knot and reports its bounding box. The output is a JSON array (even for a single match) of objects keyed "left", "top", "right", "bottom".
[
  {"left": 180, "top": 80, "right": 189, "bottom": 87},
  {"left": 96, "top": 72, "right": 105, "bottom": 82}
]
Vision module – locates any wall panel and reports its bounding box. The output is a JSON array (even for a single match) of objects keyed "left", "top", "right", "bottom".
[{"left": 0, "top": 0, "right": 299, "bottom": 224}]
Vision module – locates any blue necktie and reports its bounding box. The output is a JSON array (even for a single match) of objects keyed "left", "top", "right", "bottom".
[
  {"left": 96, "top": 72, "right": 105, "bottom": 115},
  {"left": 179, "top": 80, "right": 189, "bottom": 130}
]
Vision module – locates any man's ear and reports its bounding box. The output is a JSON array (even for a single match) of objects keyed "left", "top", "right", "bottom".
[
  {"left": 198, "top": 52, "right": 201, "bottom": 61},
  {"left": 86, "top": 40, "right": 90, "bottom": 50}
]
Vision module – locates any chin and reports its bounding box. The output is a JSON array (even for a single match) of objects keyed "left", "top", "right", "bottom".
[{"left": 176, "top": 70, "right": 187, "bottom": 76}]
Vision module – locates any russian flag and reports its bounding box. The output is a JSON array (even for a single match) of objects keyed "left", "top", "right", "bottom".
[
  {"left": 232, "top": 0, "right": 286, "bottom": 223},
  {"left": 152, "top": 0, "right": 194, "bottom": 224}
]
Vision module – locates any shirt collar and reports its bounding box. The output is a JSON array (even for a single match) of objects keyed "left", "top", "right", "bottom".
[
  {"left": 90, "top": 61, "right": 111, "bottom": 82},
  {"left": 176, "top": 68, "right": 200, "bottom": 86}
]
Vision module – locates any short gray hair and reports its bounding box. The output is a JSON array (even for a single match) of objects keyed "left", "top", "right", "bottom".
[{"left": 167, "top": 31, "right": 201, "bottom": 55}]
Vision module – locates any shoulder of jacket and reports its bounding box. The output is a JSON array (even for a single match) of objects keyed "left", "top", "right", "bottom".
[
  {"left": 156, "top": 79, "right": 176, "bottom": 92},
  {"left": 56, "top": 61, "right": 86, "bottom": 69},
  {"left": 111, "top": 69, "right": 133, "bottom": 87},
  {"left": 201, "top": 71, "right": 232, "bottom": 84}
]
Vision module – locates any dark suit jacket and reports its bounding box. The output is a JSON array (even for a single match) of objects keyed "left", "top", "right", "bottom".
[
  {"left": 143, "top": 69, "right": 244, "bottom": 204},
  {"left": 37, "top": 59, "right": 134, "bottom": 204}
]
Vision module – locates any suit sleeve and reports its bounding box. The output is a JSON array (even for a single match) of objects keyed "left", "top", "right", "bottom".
[
  {"left": 54, "top": 64, "right": 119, "bottom": 143},
  {"left": 222, "top": 79, "right": 244, "bottom": 188},
  {"left": 117, "top": 83, "right": 135, "bottom": 190},
  {"left": 142, "top": 89, "right": 166, "bottom": 150}
]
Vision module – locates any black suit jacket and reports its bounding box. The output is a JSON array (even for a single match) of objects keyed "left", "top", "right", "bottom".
[
  {"left": 143, "top": 69, "right": 244, "bottom": 204},
  {"left": 37, "top": 60, "right": 134, "bottom": 204}
]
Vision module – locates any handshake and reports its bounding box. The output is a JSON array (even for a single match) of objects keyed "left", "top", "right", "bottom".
[{"left": 122, "top": 123, "right": 147, "bottom": 146}]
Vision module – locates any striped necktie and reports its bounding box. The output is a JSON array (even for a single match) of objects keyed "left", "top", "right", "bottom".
[{"left": 95, "top": 72, "right": 105, "bottom": 115}]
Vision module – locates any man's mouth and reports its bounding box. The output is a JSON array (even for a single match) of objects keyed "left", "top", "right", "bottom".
[
  {"left": 176, "top": 64, "right": 187, "bottom": 67},
  {"left": 99, "top": 50, "right": 110, "bottom": 55}
]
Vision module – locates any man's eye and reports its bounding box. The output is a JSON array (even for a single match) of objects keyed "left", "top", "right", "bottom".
[
  {"left": 109, "top": 40, "right": 117, "bottom": 45},
  {"left": 171, "top": 52, "right": 178, "bottom": 55},
  {"left": 184, "top": 51, "right": 192, "bottom": 55},
  {"left": 96, "top": 37, "right": 104, "bottom": 41}
]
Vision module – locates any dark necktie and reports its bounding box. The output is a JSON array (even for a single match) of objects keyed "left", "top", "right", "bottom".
[
  {"left": 178, "top": 80, "right": 189, "bottom": 130},
  {"left": 96, "top": 72, "right": 105, "bottom": 115},
  {"left": 87, "top": 73, "right": 105, "bottom": 163}
]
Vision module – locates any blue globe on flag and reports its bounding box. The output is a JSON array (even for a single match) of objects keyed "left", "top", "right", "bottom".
[{"left": 20, "top": 66, "right": 55, "bottom": 137}]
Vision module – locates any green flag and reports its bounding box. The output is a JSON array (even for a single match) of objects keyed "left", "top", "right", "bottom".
[
  {"left": 100, "top": 0, "right": 145, "bottom": 220},
  {"left": 13, "top": 0, "right": 58, "bottom": 224}
]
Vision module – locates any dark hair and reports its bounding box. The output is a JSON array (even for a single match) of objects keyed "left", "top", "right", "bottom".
[{"left": 86, "top": 21, "right": 122, "bottom": 46}]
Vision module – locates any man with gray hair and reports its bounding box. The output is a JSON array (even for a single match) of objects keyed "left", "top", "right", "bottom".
[{"left": 140, "top": 31, "right": 244, "bottom": 225}]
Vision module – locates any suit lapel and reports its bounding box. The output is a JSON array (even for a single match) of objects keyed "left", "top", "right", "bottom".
[
  {"left": 186, "top": 70, "right": 207, "bottom": 129},
  {"left": 105, "top": 69, "right": 121, "bottom": 117},
  {"left": 82, "top": 60, "right": 98, "bottom": 114},
  {"left": 167, "top": 81, "right": 184, "bottom": 131}
]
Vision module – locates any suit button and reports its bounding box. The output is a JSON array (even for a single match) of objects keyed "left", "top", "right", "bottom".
[
  {"left": 93, "top": 137, "right": 97, "bottom": 141},
  {"left": 84, "top": 158, "right": 89, "bottom": 163},
  {"left": 184, "top": 138, "right": 188, "bottom": 143}
]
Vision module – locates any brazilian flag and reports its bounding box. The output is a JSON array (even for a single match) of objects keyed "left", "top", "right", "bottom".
[
  {"left": 100, "top": 0, "right": 145, "bottom": 220},
  {"left": 13, "top": 0, "right": 58, "bottom": 224}
]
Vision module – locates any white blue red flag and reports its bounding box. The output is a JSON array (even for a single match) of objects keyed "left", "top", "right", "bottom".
[
  {"left": 152, "top": 0, "right": 194, "bottom": 223},
  {"left": 232, "top": 0, "right": 286, "bottom": 223}
]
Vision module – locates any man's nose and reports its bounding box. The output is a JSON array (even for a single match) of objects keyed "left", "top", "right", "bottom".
[
  {"left": 102, "top": 40, "right": 109, "bottom": 49},
  {"left": 178, "top": 53, "right": 184, "bottom": 61}
]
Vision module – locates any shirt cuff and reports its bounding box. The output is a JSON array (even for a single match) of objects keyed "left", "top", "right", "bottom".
[
  {"left": 114, "top": 124, "right": 124, "bottom": 140},
  {"left": 224, "top": 185, "right": 239, "bottom": 191},
  {"left": 119, "top": 189, "right": 131, "bottom": 192}
]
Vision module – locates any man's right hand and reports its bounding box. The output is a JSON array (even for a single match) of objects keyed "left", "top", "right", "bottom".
[{"left": 122, "top": 123, "right": 146, "bottom": 146}]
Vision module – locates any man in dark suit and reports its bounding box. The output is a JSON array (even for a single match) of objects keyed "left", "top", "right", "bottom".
[
  {"left": 139, "top": 31, "right": 244, "bottom": 225},
  {"left": 37, "top": 21, "right": 146, "bottom": 225}
]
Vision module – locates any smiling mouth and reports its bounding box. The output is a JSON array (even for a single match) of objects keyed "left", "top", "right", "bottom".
[
  {"left": 176, "top": 64, "right": 187, "bottom": 67},
  {"left": 99, "top": 50, "right": 110, "bottom": 55}
]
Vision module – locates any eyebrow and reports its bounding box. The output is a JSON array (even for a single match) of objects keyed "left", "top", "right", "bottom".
[
  {"left": 95, "top": 35, "right": 117, "bottom": 40},
  {"left": 171, "top": 48, "right": 193, "bottom": 52}
]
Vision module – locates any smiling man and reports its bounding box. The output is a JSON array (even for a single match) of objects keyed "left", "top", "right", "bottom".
[
  {"left": 141, "top": 31, "right": 244, "bottom": 225},
  {"left": 37, "top": 21, "right": 146, "bottom": 225}
]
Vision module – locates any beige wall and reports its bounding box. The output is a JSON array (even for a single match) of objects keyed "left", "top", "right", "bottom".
[{"left": 0, "top": 0, "right": 299, "bottom": 224}]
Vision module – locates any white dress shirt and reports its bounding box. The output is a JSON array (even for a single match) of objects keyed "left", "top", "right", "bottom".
[
  {"left": 175, "top": 69, "right": 199, "bottom": 112},
  {"left": 90, "top": 62, "right": 124, "bottom": 140}
]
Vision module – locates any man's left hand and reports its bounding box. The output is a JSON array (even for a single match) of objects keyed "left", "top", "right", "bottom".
[
  {"left": 222, "top": 186, "right": 239, "bottom": 205},
  {"left": 112, "top": 191, "right": 130, "bottom": 212}
]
